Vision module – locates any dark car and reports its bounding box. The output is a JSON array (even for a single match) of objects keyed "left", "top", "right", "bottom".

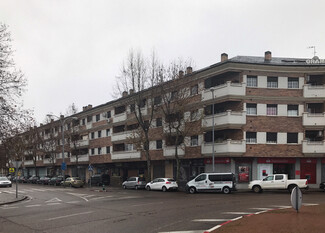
[
  {"left": 49, "top": 175, "right": 70, "bottom": 186},
  {"left": 28, "top": 176, "right": 40, "bottom": 184},
  {"left": 18, "top": 176, "right": 28, "bottom": 183},
  {"left": 320, "top": 182, "right": 325, "bottom": 191},
  {"left": 89, "top": 174, "right": 110, "bottom": 186},
  {"left": 37, "top": 176, "right": 51, "bottom": 185}
]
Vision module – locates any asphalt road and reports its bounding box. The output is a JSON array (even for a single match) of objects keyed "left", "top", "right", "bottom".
[{"left": 1, "top": 184, "right": 325, "bottom": 233}]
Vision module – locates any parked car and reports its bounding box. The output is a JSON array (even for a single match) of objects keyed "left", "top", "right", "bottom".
[
  {"left": 37, "top": 176, "right": 51, "bottom": 185},
  {"left": 18, "top": 176, "right": 28, "bottom": 183},
  {"left": 248, "top": 174, "right": 309, "bottom": 193},
  {"left": 186, "top": 173, "right": 237, "bottom": 194},
  {"left": 89, "top": 174, "right": 110, "bottom": 186},
  {"left": 0, "top": 176, "right": 12, "bottom": 187},
  {"left": 122, "top": 177, "right": 146, "bottom": 189},
  {"left": 49, "top": 176, "right": 63, "bottom": 186},
  {"left": 145, "top": 178, "right": 178, "bottom": 192},
  {"left": 61, "top": 177, "right": 84, "bottom": 188},
  {"left": 28, "top": 176, "right": 40, "bottom": 184},
  {"left": 320, "top": 182, "right": 325, "bottom": 191}
]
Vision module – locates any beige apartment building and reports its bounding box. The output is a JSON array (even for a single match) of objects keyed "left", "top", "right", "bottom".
[{"left": 21, "top": 51, "right": 325, "bottom": 189}]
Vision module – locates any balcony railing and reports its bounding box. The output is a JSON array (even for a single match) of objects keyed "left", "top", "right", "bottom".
[
  {"left": 111, "top": 151, "right": 141, "bottom": 160},
  {"left": 303, "top": 112, "right": 325, "bottom": 127},
  {"left": 111, "top": 131, "right": 134, "bottom": 142},
  {"left": 201, "top": 139, "right": 246, "bottom": 155},
  {"left": 70, "top": 139, "right": 89, "bottom": 148},
  {"left": 202, "top": 82, "right": 246, "bottom": 101},
  {"left": 113, "top": 112, "right": 127, "bottom": 123},
  {"left": 43, "top": 158, "right": 55, "bottom": 164},
  {"left": 70, "top": 154, "right": 89, "bottom": 162},
  {"left": 302, "top": 140, "right": 325, "bottom": 154},
  {"left": 303, "top": 84, "right": 325, "bottom": 98},
  {"left": 24, "top": 160, "right": 33, "bottom": 165},
  {"left": 163, "top": 146, "right": 185, "bottom": 157},
  {"left": 202, "top": 110, "right": 246, "bottom": 128}
]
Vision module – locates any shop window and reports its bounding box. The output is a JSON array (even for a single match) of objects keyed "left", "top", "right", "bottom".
[
  {"left": 246, "top": 103, "right": 257, "bottom": 115},
  {"left": 288, "top": 105, "right": 298, "bottom": 116},
  {"left": 287, "top": 133, "right": 298, "bottom": 143},
  {"left": 247, "top": 75, "right": 257, "bottom": 87},
  {"left": 267, "top": 76, "right": 278, "bottom": 88},
  {"left": 236, "top": 163, "right": 251, "bottom": 183}
]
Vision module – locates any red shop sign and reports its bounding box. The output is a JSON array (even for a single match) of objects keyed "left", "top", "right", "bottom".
[
  {"left": 204, "top": 158, "right": 231, "bottom": 164},
  {"left": 300, "top": 158, "right": 317, "bottom": 164},
  {"left": 258, "top": 158, "right": 296, "bottom": 164}
]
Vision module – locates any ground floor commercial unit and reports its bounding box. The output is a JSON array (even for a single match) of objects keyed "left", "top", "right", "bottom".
[{"left": 22, "top": 157, "right": 325, "bottom": 189}]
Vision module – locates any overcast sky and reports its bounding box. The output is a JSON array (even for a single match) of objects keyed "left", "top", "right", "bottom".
[{"left": 1, "top": 0, "right": 324, "bottom": 124}]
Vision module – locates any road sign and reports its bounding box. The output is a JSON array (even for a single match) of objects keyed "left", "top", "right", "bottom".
[
  {"left": 291, "top": 186, "right": 302, "bottom": 212},
  {"left": 9, "top": 167, "right": 15, "bottom": 173},
  {"left": 61, "top": 162, "right": 66, "bottom": 171},
  {"left": 88, "top": 164, "right": 93, "bottom": 171}
]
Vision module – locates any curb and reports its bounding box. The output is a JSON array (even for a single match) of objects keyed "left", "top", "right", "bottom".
[{"left": 0, "top": 195, "right": 28, "bottom": 206}]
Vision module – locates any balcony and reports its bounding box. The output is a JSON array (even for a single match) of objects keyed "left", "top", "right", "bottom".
[
  {"left": 201, "top": 139, "right": 246, "bottom": 155},
  {"left": 303, "top": 112, "right": 325, "bottom": 127},
  {"left": 113, "top": 112, "right": 127, "bottom": 123},
  {"left": 302, "top": 140, "right": 325, "bottom": 154},
  {"left": 24, "top": 160, "right": 33, "bottom": 166},
  {"left": 43, "top": 158, "right": 55, "bottom": 164},
  {"left": 202, "top": 110, "right": 246, "bottom": 128},
  {"left": 163, "top": 146, "right": 185, "bottom": 157},
  {"left": 303, "top": 85, "right": 325, "bottom": 98},
  {"left": 111, "top": 151, "right": 141, "bottom": 160},
  {"left": 70, "top": 154, "right": 89, "bottom": 163},
  {"left": 111, "top": 131, "right": 134, "bottom": 142},
  {"left": 202, "top": 82, "right": 246, "bottom": 101}
]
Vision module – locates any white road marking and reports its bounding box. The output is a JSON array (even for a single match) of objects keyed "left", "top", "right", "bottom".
[
  {"left": 1, "top": 206, "right": 19, "bottom": 209},
  {"left": 31, "top": 188, "right": 46, "bottom": 192},
  {"left": 66, "top": 193, "right": 89, "bottom": 202},
  {"left": 303, "top": 203, "right": 319, "bottom": 206},
  {"left": 222, "top": 212, "right": 253, "bottom": 215},
  {"left": 131, "top": 202, "right": 163, "bottom": 207},
  {"left": 91, "top": 196, "right": 112, "bottom": 201},
  {"left": 159, "top": 231, "right": 204, "bottom": 233},
  {"left": 46, "top": 203, "right": 62, "bottom": 206},
  {"left": 250, "top": 207, "right": 273, "bottom": 211},
  {"left": 270, "top": 205, "right": 291, "bottom": 209},
  {"left": 26, "top": 204, "right": 41, "bottom": 208},
  {"left": 46, "top": 198, "right": 62, "bottom": 203},
  {"left": 46, "top": 211, "right": 94, "bottom": 221},
  {"left": 66, "top": 201, "right": 80, "bottom": 204},
  {"left": 84, "top": 195, "right": 96, "bottom": 198},
  {"left": 192, "top": 219, "right": 230, "bottom": 222}
]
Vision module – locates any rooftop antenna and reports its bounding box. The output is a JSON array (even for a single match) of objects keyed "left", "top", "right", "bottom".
[{"left": 307, "top": 46, "right": 317, "bottom": 57}]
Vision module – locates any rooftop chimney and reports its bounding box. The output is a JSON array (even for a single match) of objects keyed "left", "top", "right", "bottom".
[
  {"left": 83, "top": 106, "right": 87, "bottom": 111},
  {"left": 122, "top": 91, "right": 128, "bottom": 97},
  {"left": 221, "top": 53, "right": 228, "bottom": 62},
  {"left": 179, "top": 70, "right": 184, "bottom": 78},
  {"left": 129, "top": 89, "right": 134, "bottom": 95},
  {"left": 87, "top": 104, "right": 92, "bottom": 109},
  {"left": 265, "top": 51, "right": 272, "bottom": 61},
  {"left": 186, "top": 67, "right": 192, "bottom": 75}
]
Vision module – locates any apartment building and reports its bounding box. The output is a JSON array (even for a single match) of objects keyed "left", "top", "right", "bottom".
[{"left": 20, "top": 51, "right": 325, "bottom": 188}]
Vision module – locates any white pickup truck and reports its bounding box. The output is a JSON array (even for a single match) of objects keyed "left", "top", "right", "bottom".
[{"left": 248, "top": 174, "right": 308, "bottom": 193}]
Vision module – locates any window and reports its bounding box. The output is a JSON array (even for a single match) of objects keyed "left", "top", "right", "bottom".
[
  {"left": 106, "top": 146, "right": 110, "bottom": 154},
  {"left": 288, "top": 77, "right": 299, "bottom": 89},
  {"left": 125, "top": 143, "right": 134, "bottom": 151},
  {"left": 266, "top": 132, "right": 277, "bottom": 143},
  {"left": 107, "top": 111, "right": 111, "bottom": 118},
  {"left": 287, "top": 133, "right": 298, "bottom": 143},
  {"left": 82, "top": 119, "right": 86, "bottom": 125},
  {"left": 156, "top": 118, "right": 162, "bottom": 127},
  {"left": 91, "top": 148, "right": 95, "bottom": 155},
  {"left": 267, "top": 76, "right": 278, "bottom": 88},
  {"left": 288, "top": 105, "right": 298, "bottom": 116},
  {"left": 275, "top": 175, "right": 284, "bottom": 180},
  {"left": 130, "top": 104, "right": 135, "bottom": 112},
  {"left": 98, "top": 131, "right": 101, "bottom": 138},
  {"left": 195, "top": 174, "right": 206, "bottom": 182},
  {"left": 247, "top": 75, "right": 257, "bottom": 87},
  {"left": 246, "top": 103, "right": 257, "bottom": 115},
  {"left": 87, "top": 115, "right": 92, "bottom": 123},
  {"left": 191, "top": 85, "right": 198, "bottom": 95},
  {"left": 246, "top": 132, "right": 257, "bottom": 143},
  {"left": 191, "top": 110, "right": 199, "bottom": 121},
  {"left": 91, "top": 132, "right": 95, "bottom": 139},
  {"left": 96, "top": 114, "right": 100, "bottom": 122},
  {"left": 191, "top": 135, "right": 198, "bottom": 146},
  {"left": 98, "top": 147, "right": 101, "bottom": 155},
  {"left": 115, "top": 105, "right": 126, "bottom": 115},
  {"left": 106, "top": 129, "right": 111, "bottom": 136},
  {"left": 154, "top": 96, "right": 161, "bottom": 105},
  {"left": 267, "top": 104, "right": 277, "bottom": 115},
  {"left": 171, "top": 91, "right": 178, "bottom": 101},
  {"left": 156, "top": 140, "right": 162, "bottom": 149}
]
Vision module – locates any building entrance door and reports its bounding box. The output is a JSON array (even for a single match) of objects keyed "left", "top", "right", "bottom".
[{"left": 301, "top": 160, "right": 316, "bottom": 184}]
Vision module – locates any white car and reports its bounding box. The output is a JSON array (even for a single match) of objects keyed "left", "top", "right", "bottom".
[
  {"left": 145, "top": 178, "right": 178, "bottom": 192},
  {"left": 0, "top": 177, "right": 12, "bottom": 187}
]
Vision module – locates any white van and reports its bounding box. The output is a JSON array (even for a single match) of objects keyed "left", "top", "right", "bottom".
[{"left": 186, "top": 173, "right": 236, "bottom": 194}]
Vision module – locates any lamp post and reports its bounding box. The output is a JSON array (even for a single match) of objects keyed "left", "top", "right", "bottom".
[
  {"left": 210, "top": 88, "right": 215, "bottom": 172},
  {"left": 47, "top": 114, "right": 78, "bottom": 186}
]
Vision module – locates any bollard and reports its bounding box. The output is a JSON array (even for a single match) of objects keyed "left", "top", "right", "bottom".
[{"left": 102, "top": 184, "right": 106, "bottom": 192}]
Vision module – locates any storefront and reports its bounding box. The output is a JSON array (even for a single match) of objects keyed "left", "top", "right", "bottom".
[
  {"left": 257, "top": 158, "right": 296, "bottom": 180},
  {"left": 235, "top": 158, "right": 252, "bottom": 183},
  {"left": 204, "top": 158, "right": 231, "bottom": 173},
  {"left": 300, "top": 158, "right": 317, "bottom": 184}
]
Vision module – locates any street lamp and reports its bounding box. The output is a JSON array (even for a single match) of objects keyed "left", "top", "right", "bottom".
[
  {"left": 46, "top": 114, "right": 78, "bottom": 185},
  {"left": 210, "top": 88, "right": 215, "bottom": 172}
]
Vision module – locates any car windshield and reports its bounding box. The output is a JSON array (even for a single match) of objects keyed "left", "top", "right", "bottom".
[{"left": 0, "top": 177, "right": 8, "bottom": 181}]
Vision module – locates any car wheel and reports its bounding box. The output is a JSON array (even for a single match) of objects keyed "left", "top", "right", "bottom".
[
  {"left": 253, "top": 185, "right": 262, "bottom": 193},
  {"left": 135, "top": 185, "right": 139, "bottom": 190},
  {"left": 123, "top": 185, "right": 126, "bottom": 189},
  {"left": 162, "top": 186, "right": 167, "bottom": 192},
  {"left": 69, "top": 183, "right": 72, "bottom": 188},
  {"left": 146, "top": 186, "right": 151, "bottom": 191},
  {"left": 188, "top": 187, "right": 196, "bottom": 194},
  {"left": 288, "top": 185, "right": 297, "bottom": 193},
  {"left": 223, "top": 186, "right": 231, "bottom": 194}
]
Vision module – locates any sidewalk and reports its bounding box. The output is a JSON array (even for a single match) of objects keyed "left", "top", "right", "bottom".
[{"left": 0, "top": 190, "right": 27, "bottom": 205}]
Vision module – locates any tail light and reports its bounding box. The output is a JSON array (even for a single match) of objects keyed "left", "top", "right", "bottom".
[
  {"left": 166, "top": 181, "right": 171, "bottom": 184},
  {"left": 305, "top": 180, "right": 308, "bottom": 185}
]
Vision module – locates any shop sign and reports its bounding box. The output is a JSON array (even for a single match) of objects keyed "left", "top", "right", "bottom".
[
  {"left": 204, "top": 158, "right": 231, "bottom": 164},
  {"left": 258, "top": 158, "right": 296, "bottom": 164},
  {"left": 300, "top": 158, "right": 317, "bottom": 164}
]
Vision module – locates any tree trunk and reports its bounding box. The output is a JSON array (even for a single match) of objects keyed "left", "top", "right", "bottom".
[
  {"left": 175, "top": 145, "right": 181, "bottom": 184},
  {"left": 144, "top": 132, "right": 151, "bottom": 181}
]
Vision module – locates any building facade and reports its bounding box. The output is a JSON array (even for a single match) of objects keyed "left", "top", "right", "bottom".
[{"left": 20, "top": 51, "right": 325, "bottom": 189}]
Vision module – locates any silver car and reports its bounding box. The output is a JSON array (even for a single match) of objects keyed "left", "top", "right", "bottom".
[
  {"left": 122, "top": 177, "right": 146, "bottom": 190},
  {"left": 0, "top": 177, "right": 12, "bottom": 187}
]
